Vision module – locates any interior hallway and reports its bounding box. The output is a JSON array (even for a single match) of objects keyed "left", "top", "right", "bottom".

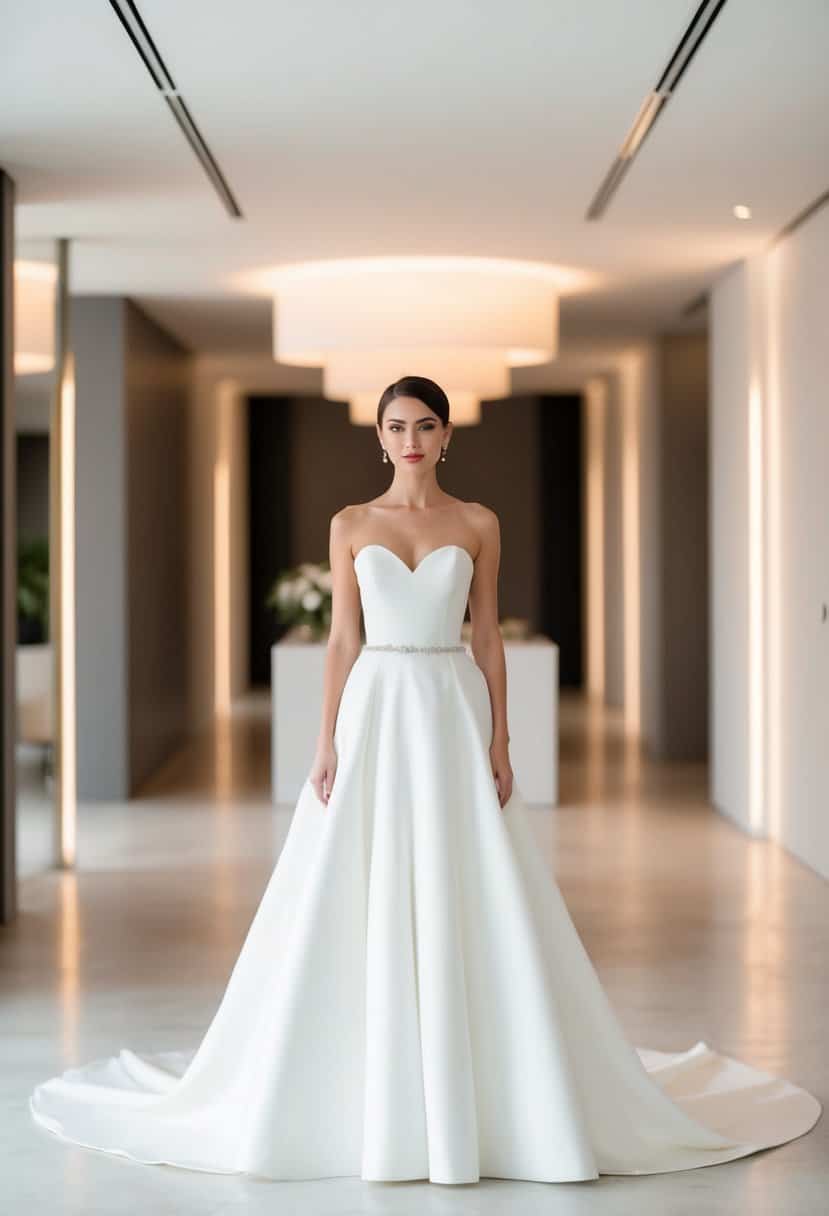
[{"left": 2, "top": 690, "right": 826, "bottom": 1214}]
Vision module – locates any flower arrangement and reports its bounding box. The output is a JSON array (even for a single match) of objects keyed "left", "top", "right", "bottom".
[
  {"left": 267, "top": 560, "right": 333, "bottom": 642},
  {"left": 267, "top": 559, "right": 531, "bottom": 646}
]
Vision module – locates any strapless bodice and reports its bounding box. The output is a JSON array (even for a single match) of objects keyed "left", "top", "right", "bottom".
[{"left": 354, "top": 544, "right": 474, "bottom": 646}]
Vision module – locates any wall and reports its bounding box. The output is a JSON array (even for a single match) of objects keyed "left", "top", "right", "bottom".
[
  {"left": 709, "top": 201, "right": 829, "bottom": 878},
  {"left": 658, "top": 334, "right": 709, "bottom": 760},
  {"left": 635, "top": 345, "right": 662, "bottom": 748},
  {"left": 0, "top": 170, "right": 15, "bottom": 920},
  {"left": 710, "top": 268, "right": 751, "bottom": 829},
  {"left": 619, "top": 336, "right": 710, "bottom": 762},
  {"left": 16, "top": 434, "right": 49, "bottom": 541},
  {"left": 602, "top": 374, "right": 625, "bottom": 708},
  {"left": 125, "top": 301, "right": 190, "bottom": 791},
  {"left": 769, "top": 207, "right": 829, "bottom": 877},
  {"left": 537, "top": 393, "right": 584, "bottom": 686},
  {"left": 72, "top": 297, "right": 190, "bottom": 797},
  {"left": 14, "top": 370, "right": 51, "bottom": 431},
  {"left": 73, "top": 298, "right": 129, "bottom": 798},
  {"left": 188, "top": 356, "right": 320, "bottom": 732}
]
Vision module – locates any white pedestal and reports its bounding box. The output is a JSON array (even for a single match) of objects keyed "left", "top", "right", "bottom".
[{"left": 271, "top": 637, "right": 558, "bottom": 806}]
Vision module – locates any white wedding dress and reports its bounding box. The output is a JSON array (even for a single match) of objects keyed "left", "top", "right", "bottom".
[{"left": 30, "top": 543, "right": 821, "bottom": 1183}]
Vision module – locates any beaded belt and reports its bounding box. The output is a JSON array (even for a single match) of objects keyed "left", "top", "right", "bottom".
[{"left": 363, "top": 642, "right": 466, "bottom": 653}]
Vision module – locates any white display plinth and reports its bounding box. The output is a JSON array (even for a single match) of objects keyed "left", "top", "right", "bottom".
[{"left": 271, "top": 636, "right": 558, "bottom": 806}]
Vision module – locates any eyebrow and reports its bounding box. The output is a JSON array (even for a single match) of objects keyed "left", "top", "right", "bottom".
[{"left": 387, "top": 416, "right": 437, "bottom": 424}]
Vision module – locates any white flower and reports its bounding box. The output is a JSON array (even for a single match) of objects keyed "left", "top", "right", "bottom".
[{"left": 302, "top": 589, "right": 322, "bottom": 611}]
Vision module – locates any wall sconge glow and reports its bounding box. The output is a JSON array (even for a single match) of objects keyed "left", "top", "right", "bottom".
[
  {"left": 733, "top": 204, "right": 752, "bottom": 221},
  {"left": 14, "top": 260, "right": 57, "bottom": 374},
  {"left": 765, "top": 253, "right": 783, "bottom": 843},
  {"left": 619, "top": 354, "right": 642, "bottom": 737},
  {"left": 213, "top": 381, "right": 237, "bottom": 718},
  {"left": 748, "top": 377, "right": 765, "bottom": 834},
  {"left": 59, "top": 354, "right": 77, "bottom": 866},
  {"left": 584, "top": 378, "right": 607, "bottom": 699}
]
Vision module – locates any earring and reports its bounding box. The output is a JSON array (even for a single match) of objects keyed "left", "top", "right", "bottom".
[
  {"left": 381, "top": 447, "right": 389, "bottom": 463},
  {"left": 440, "top": 447, "right": 447, "bottom": 462}
]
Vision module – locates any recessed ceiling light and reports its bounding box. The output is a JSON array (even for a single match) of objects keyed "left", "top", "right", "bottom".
[{"left": 733, "top": 204, "right": 752, "bottom": 220}]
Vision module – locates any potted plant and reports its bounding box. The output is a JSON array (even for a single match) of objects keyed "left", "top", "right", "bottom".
[{"left": 18, "top": 537, "right": 49, "bottom": 645}]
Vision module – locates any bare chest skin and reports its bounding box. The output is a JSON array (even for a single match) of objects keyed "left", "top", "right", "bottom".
[{"left": 350, "top": 501, "right": 481, "bottom": 571}]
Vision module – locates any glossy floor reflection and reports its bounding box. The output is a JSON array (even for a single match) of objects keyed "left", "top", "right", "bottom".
[
  {"left": 15, "top": 742, "right": 55, "bottom": 879},
  {"left": 2, "top": 690, "right": 826, "bottom": 1214}
]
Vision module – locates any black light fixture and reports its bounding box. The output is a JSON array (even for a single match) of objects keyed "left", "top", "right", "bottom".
[{"left": 108, "top": 0, "right": 244, "bottom": 219}]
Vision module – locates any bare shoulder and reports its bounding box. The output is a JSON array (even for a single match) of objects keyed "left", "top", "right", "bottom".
[
  {"left": 464, "top": 500, "right": 499, "bottom": 526},
  {"left": 463, "top": 501, "right": 499, "bottom": 541},
  {"left": 330, "top": 503, "right": 369, "bottom": 531},
  {"left": 329, "top": 504, "right": 365, "bottom": 556}
]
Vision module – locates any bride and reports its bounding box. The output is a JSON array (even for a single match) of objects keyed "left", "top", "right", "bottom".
[{"left": 30, "top": 375, "right": 820, "bottom": 1184}]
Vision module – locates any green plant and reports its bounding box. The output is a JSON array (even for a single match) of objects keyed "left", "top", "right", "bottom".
[{"left": 18, "top": 537, "right": 49, "bottom": 640}]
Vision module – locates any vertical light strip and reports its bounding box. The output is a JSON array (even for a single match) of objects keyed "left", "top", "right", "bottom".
[
  {"left": 50, "top": 239, "right": 76, "bottom": 868},
  {"left": 764, "top": 253, "right": 783, "bottom": 841},
  {"left": 584, "top": 378, "right": 606, "bottom": 698},
  {"left": 213, "top": 379, "right": 235, "bottom": 718},
  {"left": 747, "top": 376, "right": 765, "bottom": 834},
  {"left": 59, "top": 353, "right": 77, "bottom": 864},
  {"left": 620, "top": 354, "right": 642, "bottom": 735}
]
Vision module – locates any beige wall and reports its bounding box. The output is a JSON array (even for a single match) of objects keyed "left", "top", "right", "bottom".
[
  {"left": 188, "top": 357, "right": 326, "bottom": 732},
  {"left": 710, "top": 202, "right": 829, "bottom": 878},
  {"left": 587, "top": 336, "right": 709, "bottom": 763}
]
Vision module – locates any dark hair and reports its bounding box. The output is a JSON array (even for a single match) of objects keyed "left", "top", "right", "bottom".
[{"left": 377, "top": 376, "right": 450, "bottom": 427}]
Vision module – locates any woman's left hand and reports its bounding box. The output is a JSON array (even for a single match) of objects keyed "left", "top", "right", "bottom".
[{"left": 489, "top": 739, "right": 514, "bottom": 810}]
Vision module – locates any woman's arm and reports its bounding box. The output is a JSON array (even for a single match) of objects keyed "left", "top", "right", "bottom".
[
  {"left": 467, "top": 508, "right": 514, "bottom": 809},
  {"left": 309, "top": 509, "right": 363, "bottom": 805}
]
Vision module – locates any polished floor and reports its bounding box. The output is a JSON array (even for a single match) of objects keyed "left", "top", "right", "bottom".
[{"left": 2, "top": 690, "right": 826, "bottom": 1214}]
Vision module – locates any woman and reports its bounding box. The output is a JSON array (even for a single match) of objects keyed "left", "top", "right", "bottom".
[{"left": 30, "top": 375, "right": 821, "bottom": 1184}]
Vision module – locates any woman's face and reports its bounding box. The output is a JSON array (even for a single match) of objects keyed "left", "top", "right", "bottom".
[{"left": 377, "top": 397, "right": 449, "bottom": 468}]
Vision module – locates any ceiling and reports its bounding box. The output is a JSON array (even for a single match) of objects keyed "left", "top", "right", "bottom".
[{"left": 4, "top": 0, "right": 828, "bottom": 378}]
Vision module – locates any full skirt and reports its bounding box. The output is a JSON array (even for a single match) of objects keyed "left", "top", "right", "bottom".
[{"left": 30, "top": 650, "right": 821, "bottom": 1182}]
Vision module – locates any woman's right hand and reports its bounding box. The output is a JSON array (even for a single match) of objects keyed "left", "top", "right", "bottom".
[{"left": 309, "top": 740, "right": 338, "bottom": 807}]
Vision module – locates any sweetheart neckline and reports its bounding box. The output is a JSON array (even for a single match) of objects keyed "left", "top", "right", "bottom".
[{"left": 353, "top": 543, "right": 475, "bottom": 576}]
